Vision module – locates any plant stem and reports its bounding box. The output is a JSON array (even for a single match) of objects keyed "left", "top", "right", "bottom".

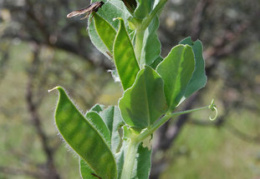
[
  {"left": 120, "top": 139, "right": 139, "bottom": 179},
  {"left": 137, "top": 106, "right": 209, "bottom": 142},
  {"left": 134, "top": 0, "right": 168, "bottom": 62},
  {"left": 140, "top": 0, "right": 168, "bottom": 30},
  {"left": 135, "top": 29, "right": 145, "bottom": 63}
]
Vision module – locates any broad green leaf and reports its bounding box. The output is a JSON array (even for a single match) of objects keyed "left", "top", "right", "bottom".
[
  {"left": 156, "top": 45, "right": 195, "bottom": 111},
  {"left": 119, "top": 66, "right": 167, "bottom": 129},
  {"left": 179, "top": 37, "right": 207, "bottom": 98},
  {"left": 100, "top": 106, "right": 125, "bottom": 153},
  {"left": 88, "top": 105, "right": 125, "bottom": 152},
  {"left": 91, "top": 0, "right": 131, "bottom": 29},
  {"left": 80, "top": 158, "right": 99, "bottom": 179},
  {"left": 134, "top": 0, "right": 155, "bottom": 19},
  {"left": 85, "top": 111, "right": 111, "bottom": 146},
  {"left": 140, "top": 16, "right": 161, "bottom": 66},
  {"left": 90, "top": 104, "right": 105, "bottom": 113},
  {"left": 114, "top": 19, "right": 140, "bottom": 90},
  {"left": 132, "top": 144, "right": 152, "bottom": 179},
  {"left": 93, "top": 13, "right": 116, "bottom": 54},
  {"left": 88, "top": 19, "right": 111, "bottom": 59},
  {"left": 89, "top": 0, "right": 133, "bottom": 57},
  {"left": 54, "top": 87, "right": 117, "bottom": 179},
  {"left": 99, "top": 106, "right": 115, "bottom": 135},
  {"left": 99, "top": 106, "right": 125, "bottom": 178},
  {"left": 150, "top": 56, "right": 163, "bottom": 69}
]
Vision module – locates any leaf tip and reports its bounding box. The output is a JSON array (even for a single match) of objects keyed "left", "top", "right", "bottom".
[
  {"left": 48, "top": 86, "right": 63, "bottom": 93},
  {"left": 48, "top": 86, "right": 58, "bottom": 93}
]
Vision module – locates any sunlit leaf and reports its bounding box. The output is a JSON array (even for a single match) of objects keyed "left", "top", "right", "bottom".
[
  {"left": 134, "top": 0, "right": 156, "bottom": 19},
  {"left": 156, "top": 45, "right": 195, "bottom": 110},
  {"left": 132, "top": 144, "right": 152, "bottom": 179},
  {"left": 89, "top": 0, "right": 133, "bottom": 57},
  {"left": 85, "top": 111, "right": 111, "bottom": 146},
  {"left": 119, "top": 66, "right": 167, "bottom": 129},
  {"left": 54, "top": 86, "right": 117, "bottom": 179},
  {"left": 139, "top": 16, "right": 161, "bottom": 66},
  {"left": 93, "top": 13, "right": 116, "bottom": 54},
  {"left": 113, "top": 18, "right": 140, "bottom": 90},
  {"left": 80, "top": 158, "right": 97, "bottom": 179},
  {"left": 100, "top": 106, "right": 125, "bottom": 153},
  {"left": 179, "top": 37, "right": 207, "bottom": 98}
]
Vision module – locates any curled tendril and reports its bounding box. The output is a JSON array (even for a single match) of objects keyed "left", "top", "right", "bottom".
[{"left": 208, "top": 99, "right": 218, "bottom": 121}]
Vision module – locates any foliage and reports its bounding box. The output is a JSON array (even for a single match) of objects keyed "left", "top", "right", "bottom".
[
  {"left": 51, "top": 0, "right": 214, "bottom": 178},
  {"left": 0, "top": 0, "right": 260, "bottom": 178}
]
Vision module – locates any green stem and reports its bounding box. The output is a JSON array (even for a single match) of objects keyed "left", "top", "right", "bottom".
[
  {"left": 140, "top": 0, "right": 168, "bottom": 30},
  {"left": 120, "top": 140, "right": 139, "bottom": 179},
  {"left": 134, "top": 0, "right": 168, "bottom": 62},
  {"left": 134, "top": 29, "right": 145, "bottom": 63},
  {"left": 137, "top": 106, "right": 209, "bottom": 142}
]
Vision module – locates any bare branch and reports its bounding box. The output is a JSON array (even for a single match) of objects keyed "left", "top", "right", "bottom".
[
  {"left": 225, "top": 123, "right": 260, "bottom": 144},
  {"left": 190, "top": 0, "right": 213, "bottom": 40},
  {"left": 189, "top": 117, "right": 260, "bottom": 144}
]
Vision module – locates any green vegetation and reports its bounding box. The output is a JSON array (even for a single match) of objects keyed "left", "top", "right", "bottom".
[
  {"left": 0, "top": 42, "right": 120, "bottom": 179},
  {"left": 1, "top": 41, "right": 260, "bottom": 179},
  {"left": 1, "top": 0, "right": 260, "bottom": 178},
  {"left": 51, "top": 0, "right": 215, "bottom": 178}
]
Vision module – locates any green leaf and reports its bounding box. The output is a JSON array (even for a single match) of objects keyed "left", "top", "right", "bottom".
[
  {"left": 114, "top": 140, "right": 126, "bottom": 178},
  {"left": 88, "top": 20, "right": 111, "bottom": 59},
  {"left": 90, "top": 104, "right": 105, "bottom": 113},
  {"left": 150, "top": 56, "right": 163, "bottom": 69},
  {"left": 93, "top": 13, "right": 117, "bottom": 54},
  {"left": 100, "top": 106, "right": 125, "bottom": 153},
  {"left": 134, "top": 0, "right": 156, "bottom": 19},
  {"left": 100, "top": 106, "right": 114, "bottom": 135},
  {"left": 88, "top": 105, "right": 125, "bottom": 178},
  {"left": 89, "top": 0, "right": 133, "bottom": 57},
  {"left": 119, "top": 66, "right": 167, "bottom": 129},
  {"left": 140, "top": 16, "right": 161, "bottom": 66},
  {"left": 113, "top": 19, "right": 140, "bottom": 90},
  {"left": 91, "top": 0, "right": 131, "bottom": 29},
  {"left": 179, "top": 37, "right": 207, "bottom": 98},
  {"left": 156, "top": 45, "right": 195, "bottom": 111},
  {"left": 54, "top": 87, "right": 117, "bottom": 179},
  {"left": 132, "top": 144, "right": 152, "bottom": 179},
  {"left": 85, "top": 111, "right": 111, "bottom": 146},
  {"left": 80, "top": 158, "right": 99, "bottom": 179},
  {"left": 99, "top": 106, "right": 125, "bottom": 178}
]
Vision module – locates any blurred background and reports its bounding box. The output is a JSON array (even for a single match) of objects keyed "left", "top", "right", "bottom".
[{"left": 0, "top": 0, "right": 260, "bottom": 178}]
